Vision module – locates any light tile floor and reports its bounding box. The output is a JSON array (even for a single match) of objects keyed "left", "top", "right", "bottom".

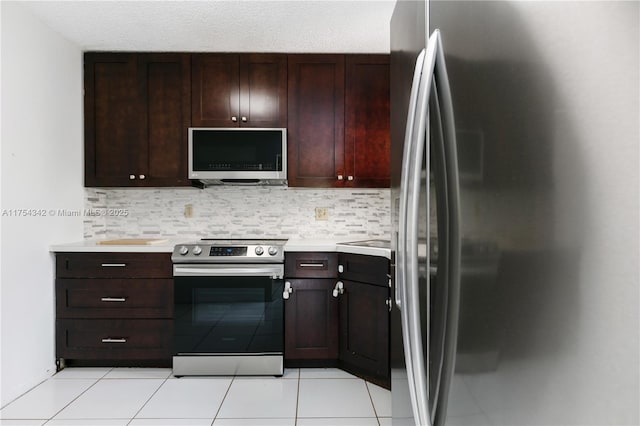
[{"left": 0, "top": 368, "right": 391, "bottom": 426}]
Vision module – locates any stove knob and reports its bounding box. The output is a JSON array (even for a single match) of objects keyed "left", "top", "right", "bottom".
[
  {"left": 268, "top": 246, "right": 279, "bottom": 256},
  {"left": 255, "top": 246, "right": 264, "bottom": 256},
  {"left": 192, "top": 246, "right": 202, "bottom": 255},
  {"left": 179, "top": 246, "right": 189, "bottom": 255}
]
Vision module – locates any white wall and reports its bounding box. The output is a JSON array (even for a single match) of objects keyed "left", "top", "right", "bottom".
[{"left": 1, "top": 2, "right": 84, "bottom": 406}]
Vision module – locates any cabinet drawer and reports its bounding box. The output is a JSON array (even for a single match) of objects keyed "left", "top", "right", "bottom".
[
  {"left": 285, "top": 252, "right": 338, "bottom": 278},
  {"left": 56, "top": 319, "right": 172, "bottom": 360},
  {"left": 56, "top": 253, "right": 172, "bottom": 278},
  {"left": 56, "top": 279, "right": 173, "bottom": 318},
  {"left": 338, "top": 253, "right": 390, "bottom": 287}
]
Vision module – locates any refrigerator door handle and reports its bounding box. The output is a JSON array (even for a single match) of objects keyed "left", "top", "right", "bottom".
[
  {"left": 432, "top": 29, "right": 462, "bottom": 426},
  {"left": 397, "top": 48, "right": 427, "bottom": 309},
  {"left": 404, "top": 33, "right": 441, "bottom": 426},
  {"left": 398, "top": 47, "right": 428, "bottom": 426},
  {"left": 404, "top": 29, "right": 462, "bottom": 426}
]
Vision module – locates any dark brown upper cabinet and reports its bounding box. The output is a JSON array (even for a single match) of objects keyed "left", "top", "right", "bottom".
[
  {"left": 345, "top": 55, "right": 390, "bottom": 188},
  {"left": 191, "top": 53, "right": 287, "bottom": 128},
  {"left": 287, "top": 55, "right": 346, "bottom": 187},
  {"left": 84, "top": 53, "right": 191, "bottom": 187},
  {"left": 287, "top": 54, "right": 390, "bottom": 188}
]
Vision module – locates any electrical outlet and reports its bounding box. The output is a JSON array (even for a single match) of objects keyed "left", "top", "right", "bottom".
[
  {"left": 184, "top": 204, "right": 194, "bottom": 218},
  {"left": 315, "top": 207, "right": 329, "bottom": 221}
]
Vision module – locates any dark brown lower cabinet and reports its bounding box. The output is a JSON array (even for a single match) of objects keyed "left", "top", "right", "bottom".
[
  {"left": 284, "top": 278, "right": 339, "bottom": 364},
  {"left": 338, "top": 280, "right": 390, "bottom": 389},
  {"left": 55, "top": 252, "right": 173, "bottom": 368},
  {"left": 283, "top": 251, "right": 390, "bottom": 388},
  {"left": 56, "top": 319, "right": 172, "bottom": 361}
]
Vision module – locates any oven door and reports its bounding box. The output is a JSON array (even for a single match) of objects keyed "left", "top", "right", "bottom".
[{"left": 172, "top": 263, "right": 284, "bottom": 375}]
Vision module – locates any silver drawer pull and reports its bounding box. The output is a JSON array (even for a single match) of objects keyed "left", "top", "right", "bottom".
[
  {"left": 100, "top": 263, "right": 127, "bottom": 267},
  {"left": 101, "top": 338, "right": 127, "bottom": 343},
  {"left": 299, "top": 263, "right": 325, "bottom": 268},
  {"left": 100, "top": 297, "right": 127, "bottom": 302}
]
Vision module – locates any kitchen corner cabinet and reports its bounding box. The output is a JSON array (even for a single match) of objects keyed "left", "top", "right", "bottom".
[
  {"left": 337, "top": 253, "right": 391, "bottom": 389},
  {"left": 287, "top": 54, "right": 390, "bottom": 188},
  {"left": 55, "top": 252, "right": 173, "bottom": 367},
  {"left": 191, "top": 53, "right": 287, "bottom": 128},
  {"left": 84, "top": 52, "right": 191, "bottom": 187},
  {"left": 283, "top": 252, "right": 339, "bottom": 364}
]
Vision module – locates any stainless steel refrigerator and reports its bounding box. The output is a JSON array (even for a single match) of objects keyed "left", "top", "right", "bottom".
[{"left": 390, "top": 1, "right": 639, "bottom": 425}]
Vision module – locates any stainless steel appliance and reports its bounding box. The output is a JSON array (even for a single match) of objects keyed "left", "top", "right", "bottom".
[
  {"left": 171, "top": 239, "right": 287, "bottom": 376},
  {"left": 188, "top": 127, "right": 287, "bottom": 185},
  {"left": 391, "top": 1, "right": 639, "bottom": 425}
]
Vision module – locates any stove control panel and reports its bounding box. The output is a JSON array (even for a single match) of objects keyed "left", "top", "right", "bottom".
[
  {"left": 210, "top": 247, "right": 248, "bottom": 256},
  {"left": 172, "top": 241, "right": 286, "bottom": 263}
]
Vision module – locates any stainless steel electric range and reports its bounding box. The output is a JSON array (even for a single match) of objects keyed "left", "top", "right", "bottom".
[{"left": 171, "top": 239, "right": 287, "bottom": 376}]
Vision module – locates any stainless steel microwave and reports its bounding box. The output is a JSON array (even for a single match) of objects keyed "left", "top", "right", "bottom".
[{"left": 188, "top": 127, "right": 287, "bottom": 186}]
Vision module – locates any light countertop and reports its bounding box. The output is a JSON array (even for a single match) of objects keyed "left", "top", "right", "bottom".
[
  {"left": 51, "top": 237, "right": 391, "bottom": 259},
  {"left": 49, "top": 238, "right": 178, "bottom": 253}
]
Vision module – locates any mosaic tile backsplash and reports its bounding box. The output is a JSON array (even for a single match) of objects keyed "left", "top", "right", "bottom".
[{"left": 84, "top": 187, "right": 391, "bottom": 241}]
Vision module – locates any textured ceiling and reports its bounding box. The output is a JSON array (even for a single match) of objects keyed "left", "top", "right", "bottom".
[{"left": 22, "top": 0, "right": 396, "bottom": 53}]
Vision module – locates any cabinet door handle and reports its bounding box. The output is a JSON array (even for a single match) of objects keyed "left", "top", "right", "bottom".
[
  {"left": 101, "top": 338, "right": 127, "bottom": 343},
  {"left": 231, "top": 116, "right": 238, "bottom": 122},
  {"left": 283, "top": 281, "right": 293, "bottom": 300},
  {"left": 299, "top": 263, "right": 325, "bottom": 268},
  {"left": 139, "top": 174, "right": 145, "bottom": 180},
  {"left": 100, "top": 297, "right": 127, "bottom": 302},
  {"left": 332, "top": 281, "right": 344, "bottom": 298},
  {"left": 338, "top": 264, "right": 344, "bottom": 273},
  {"left": 337, "top": 175, "right": 344, "bottom": 181},
  {"left": 347, "top": 175, "right": 354, "bottom": 181},
  {"left": 101, "top": 263, "right": 126, "bottom": 267},
  {"left": 241, "top": 116, "right": 247, "bottom": 122},
  {"left": 129, "top": 175, "right": 136, "bottom": 180}
]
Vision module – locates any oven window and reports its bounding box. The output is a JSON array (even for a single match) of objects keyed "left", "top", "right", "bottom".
[{"left": 174, "top": 276, "right": 284, "bottom": 354}]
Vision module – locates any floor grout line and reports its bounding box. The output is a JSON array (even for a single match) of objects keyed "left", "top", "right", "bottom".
[
  {"left": 211, "top": 373, "right": 236, "bottom": 425},
  {"left": 125, "top": 374, "right": 172, "bottom": 425},
  {"left": 294, "top": 368, "right": 301, "bottom": 426},
  {"left": 41, "top": 374, "right": 109, "bottom": 424},
  {"left": 364, "top": 380, "right": 382, "bottom": 425}
]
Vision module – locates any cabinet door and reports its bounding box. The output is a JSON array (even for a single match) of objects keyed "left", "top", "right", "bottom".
[
  {"left": 192, "top": 54, "right": 240, "bottom": 127},
  {"left": 284, "top": 278, "right": 339, "bottom": 360},
  {"left": 339, "top": 280, "right": 390, "bottom": 387},
  {"left": 84, "top": 53, "right": 139, "bottom": 187},
  {"left": 239, "top": 54, "right": 287, "bottom": 128},
  {"left": 137, "top": 53, "right": 191, "bottom": 186},
  {"left": 288, "top": 55, "right": 345, "bottom": 187},
  {"left": 345, "top": 55, "right": 390, "bottom": 187}
]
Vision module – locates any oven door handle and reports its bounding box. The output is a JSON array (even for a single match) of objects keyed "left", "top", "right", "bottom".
[{"left": 173, "top": 264, "right": 284, "bottom": 278}]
